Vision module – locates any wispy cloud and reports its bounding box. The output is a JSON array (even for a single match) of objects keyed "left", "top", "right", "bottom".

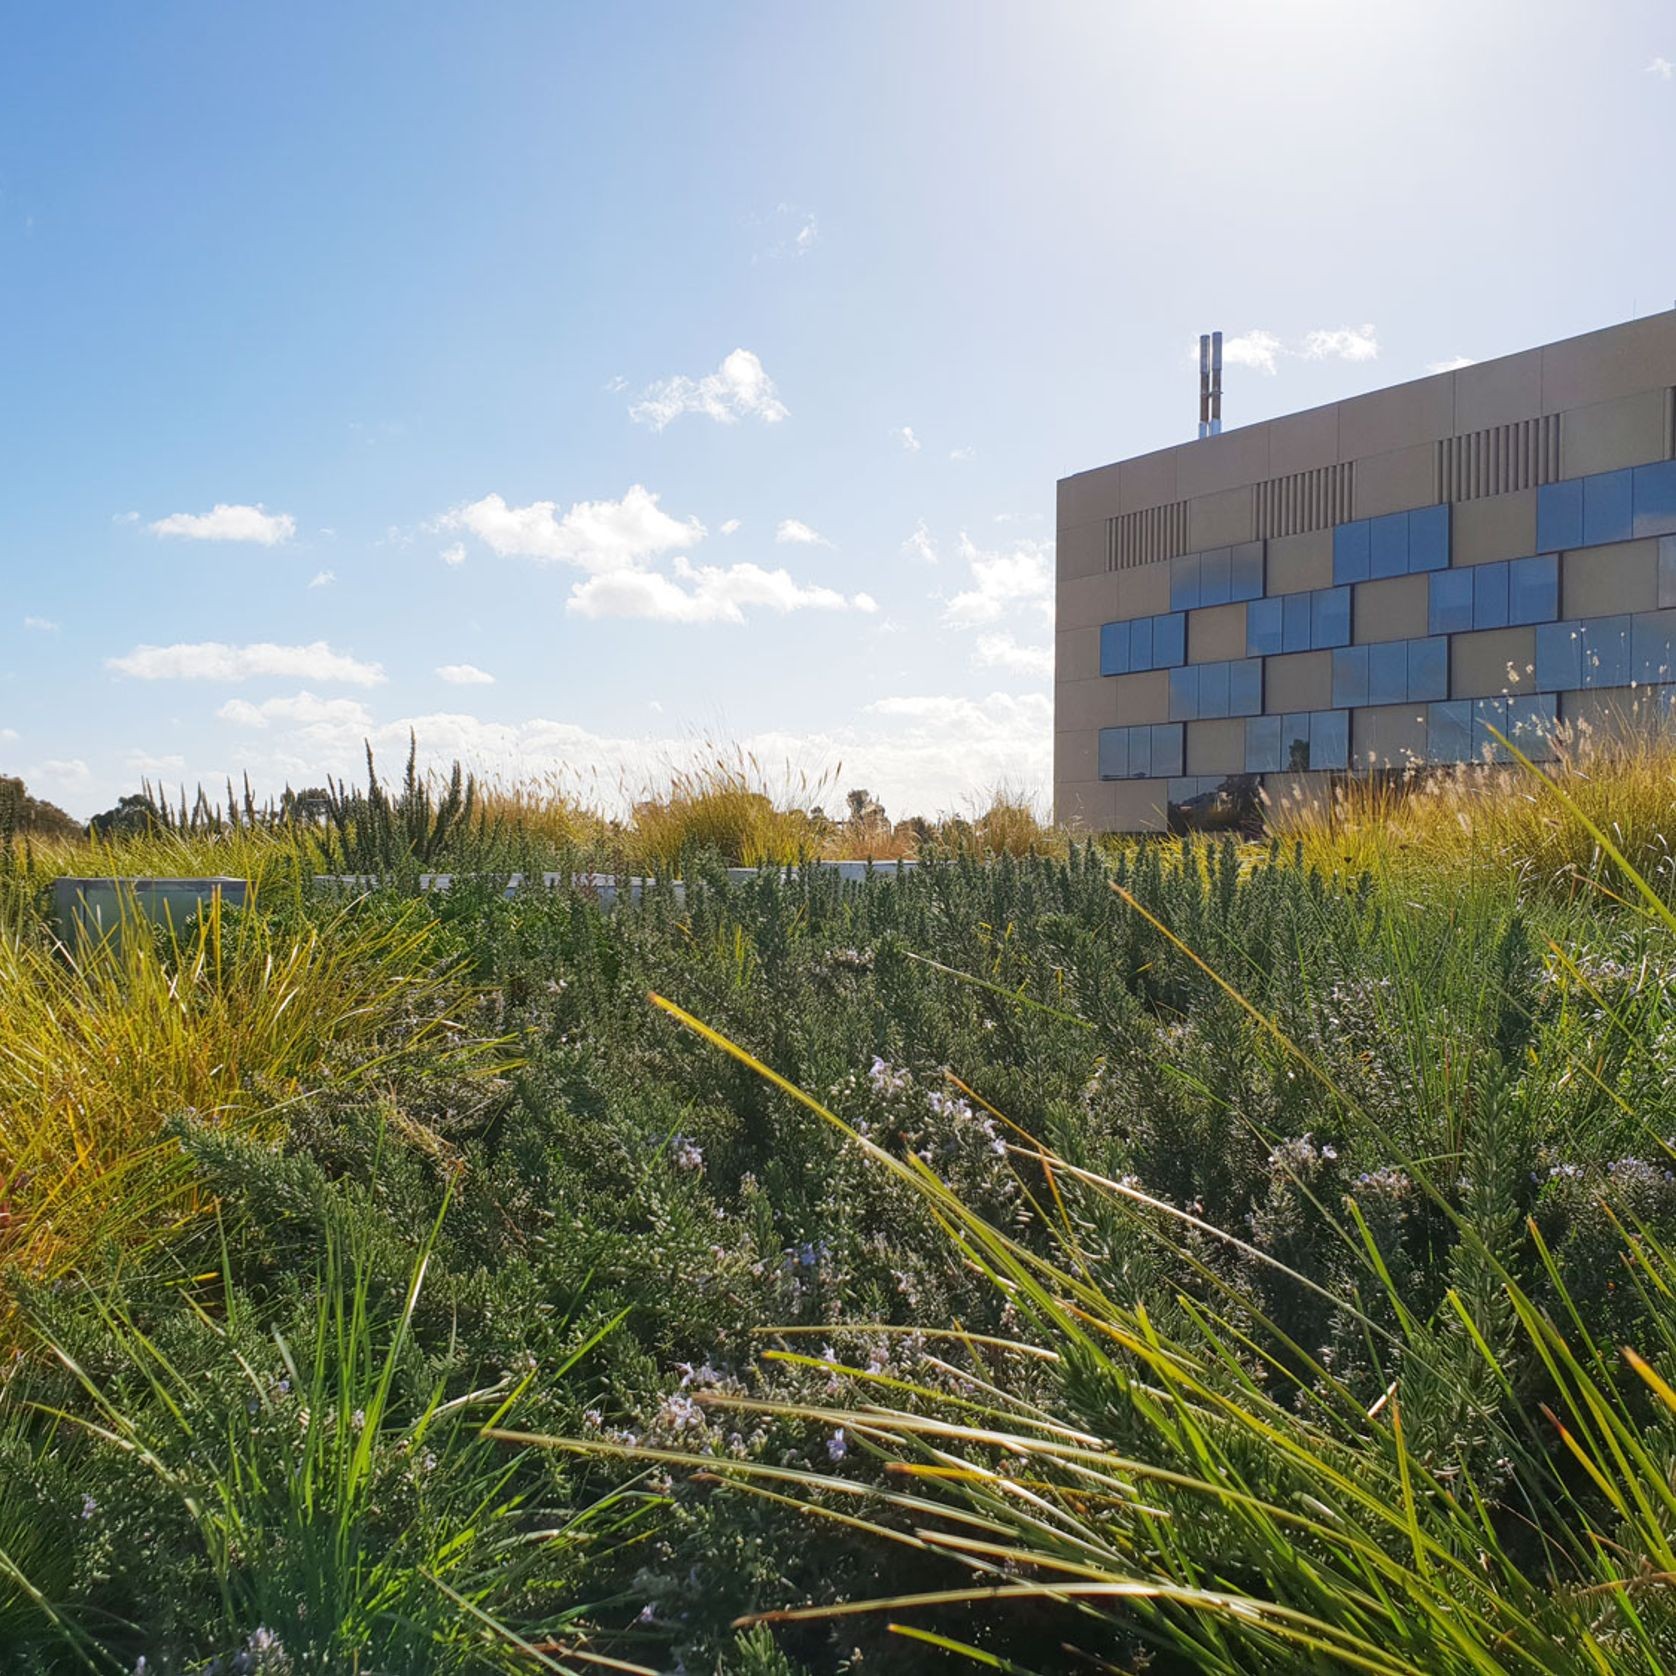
[
  {"left": 149, "top": 503, "right": 297, "bottom": 545},
  {"left": 755, "top": 203, "right": 819, "bottom": 260},
  {"left": 308, "top": 569, "right": 336, "bottom": 589},
  {"left": 441, "top": 485, "right": 702, "bottom": 572},
  {"left": 719, "top": 518, "right": 741, "bottom": 535},
  {"left": 1186, "top": 325, "right": 1379, "bottom": 377},
  {"left": 436, "top": 663, "right": 495, "bottom": 685},
  {"left": 901, "top": 520, "right": 938, "bottom": 565},
  {"left": 1427, "top": 355, "right": 1477, "bottom": 374},
  {"left": 217, "top": 692, "right": 374, "bottom": 729},
  {"left": 1648, "top": 56, "right": 1674, "bottom": 79},
  {"left": 628, "top": 349, "right": 788, "bottom": 430},
  {"left": 109, "top": 641, "right": 386, "bottom": 686},
  {"left": 949, "top": 446, "right": 976, "bottom": 463},
  {"left": 974, "top": 631, "right": 1053, "bottom": 679},
  {"left": 23, "top": 615, "right": 59, "bottom": 632},
  {"left": 440, "top": 543, "right": 466, "bottom": 567},
  {"left": 566, "top": 558, "right": 868, "bottom": 625},
  {"left": 775, "top": 517, "right": 831, "bottom": 547},
  {"left": 942, "top": 535, "right": 1054, "bottom": 629},
  {"left": 893, "top": 426, "right": 921, "bottom": 453}
]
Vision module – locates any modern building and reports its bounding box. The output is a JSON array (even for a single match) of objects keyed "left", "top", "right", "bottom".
[{"left": 1054, "top": 311, "right": 1676, "bottom": 831}]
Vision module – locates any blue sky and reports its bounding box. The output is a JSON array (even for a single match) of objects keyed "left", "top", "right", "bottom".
[{"left": 4, "top": 1, "right": 1675, "bottom": 819}]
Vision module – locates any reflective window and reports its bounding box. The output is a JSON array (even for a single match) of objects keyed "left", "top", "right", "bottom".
[
  {"left": 1472, "top": 698, "right": 1512, "bottom": 763},
  {"left": 1429, "top": 567, "right": 1474, "bottom": 635},
  {"left": 1245, "top": 714, "right": 1282, "bottom": 774},
  {"left": 1369, "top": 641, "right": 1408, "bottom": 706},
  {"left": 1311, "top": 585, "right": 1352, "bottom": 649},
  {"left": 1472, "top": 560, "right": 1509, "bottom": 630},
  {"left": 1310, "top": 709, "right": 1349, "bottom": 771},
  {"left": 1633, "top": 614, "right": 1676, "bottom": 686},
  {"left": 1198, "top": 660, "right": 1230, "bottom": 719},
  {"left": 1169, "top": 665, "right": 1199, "bottom": 722},
  {"left": 1228, "top": 658, "right": 1263, "bottom": 717},
  {"left": 1199, "top": 547, "right": 1232, "bottom": 607},
  {"left": 1129, "top": 615, "right": 1153, "bottom": 672},
  {"left": 1580, "top": 615, "right": 1632, "bottom": 688},
  {"left": 1151, "top": 724, "right": 1184, "bottom": 779},
  {"left": 1583, "top": 469, "right": 1634, "bottom": 547},
  {"left": 1427, "top": 700, "right": 1471, "bottom": 764},
  {"left": 1633, "top": 460, "right": 1676, "bottom": 540},
  {"left": 1246, "top": 595, "right": 1284, "bottom": 657},
  {"left": 1408, "top": 637, "right": 1448, "bottom": 702},
  {"left": 1170, "top": 554, "right": 1201, "bottom": 613},
  {"left": 1280, "top": 713, "right": 1312, "bottom": 772},
  {"left": 1538, "top": 479, "right": 1584, "bottom": 552},
  {"left": 1369, "top": 512, "right": 1408, "bottom": 579},
  {"left": 1507, "top": 694, "right": 1558, "bottom": 760},
  {"left": 1333, "top": 519, "right": 1371, "bottom": 585},
  {"left": 1407, "top": 504, "right": 1450, "bottom": 573},
  {"left": 1128, "top": 725, "right": 1152, "bottom": 778},
  {"left": 1100, "top": 621, "right": 1130, "bottom": 677},
  {"left": 1153, "top": 612, "right": 1186, "bottom": 668},
  {"left": 1097, "top": 727, "right": 1128, "bottom": 780},
  {"left": 1535, "top": 620, "right": 1582, "bottom": 692},
  {"left": 1230, "top": 540, "right": 1265, "bottom": 601},
  {"left": 1662, "top": 536, "right": 1676, "bottom": 611},
  {"left": 1507, "top": 553, "right": 1558, "bottom": 625},
  {"left": 1282, "top": 590, "right": 1312, "bottom": 654},
  {"left": 1332, "top": 645, "right": 1369, "bottom": 709}
]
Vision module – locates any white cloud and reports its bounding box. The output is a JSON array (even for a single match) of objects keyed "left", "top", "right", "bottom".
[
  {"left": 901, "top": 519, "right": 939, "bottom": 564},
  {"left": 893, "top": 426, "right": 922, "bottom": 453},
  {"left": 628, "top": 349, "right": 788, "bottom": 430},
  {"left": 852, "top": 592, "right": 879, "bottom": 614},
  {"left": 0, "top": 727, "right": 18, "bottom": 744},
  {"left": 1648, "top": 56, "right": 1674, "bottom": 79},
  {"left": 149, "top": 503, "right": 297, "bottom": 545},
  {"left": 604, "top": 374, "right": 628, "bottom": 393},
  {"left": 440, "top": 543, "right": 466, "bottom": 567},
  {"left": 217, "top": 692, "right": 375, "bottom": 731},
  {"left": 1301, "top": 324, "right": 1379, "bottom": 364},
  {"left": 1427, "top": 355, "right": 1477, "bottom": 374},
  {"left": 442, "top": 484, "right": 702, "bottom": 572},
  {"left": 30, "top": 758, "right": 91, "bottom": 789},
  {"left": 23, "top": 615, "right": 58, "bottom": 632},
  {"left": 109, "top": 641, "right": 386, "bottom": 686},
  {"left": 566, "top": 558, "right": 860, "bottom": 625},
  {"left": 1218, "top": 331, "right": 1284, "bottom": 376},
  {"left": 949, "top": 446, "right": 976, "bottom": 462},
  {"left": 943, "top": 535, "right": 1054, "bottom": 629},
  {"left": 1184, "top": 325, "right": 1378, "bottom": 376},
  {"left": 720, "top": 518, "right": 741, "bottom": 535},
  {"left": 113, "top": 510, "right": 140, "bottom": 525},
  {"left": 974, "top": 632, "right": 1053, "bottom": 679},
  {"left": 754, "top": 203, "right": 820, "bottom": 261},
  {"left": 775, "top": 517, "right": 831, "bottom": 547},
  {"left": 437, "top": 663, "right": 495, "bottom": 685},
  {"left": 308, "top": 569, "right": 336, "bottom": 589},
  {"left": 125, "top": 751, "right": 186, "bottom": 775}
]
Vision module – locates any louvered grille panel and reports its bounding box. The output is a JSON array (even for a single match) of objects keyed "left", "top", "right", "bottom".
[
  {"left": 1252, "top": 463, "right": 1356, "bottom": 540},
  {"left": 1106, "top": 501, "right": 1189, "bottom": 571},
  {"left": 1437, "top": 416, "right": 1562, "bottom": 502}
]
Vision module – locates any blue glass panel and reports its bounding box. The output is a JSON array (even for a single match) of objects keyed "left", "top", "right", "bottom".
[
  {"left": 1508, "top": 554, "right": 1558, "bottom": 625},
  {"left": 1538, "top": 479, "right": 1584, "bottom": 552},
  {"left": 1507, "top": 694, "right": 1557, "bottom": 760},
  {"left": 1280, "top": 713, "right": 1312, "bottom": 771},
  {"left": 1407, "top": 504, "right": 1450, "bottom": 572},
  {"left": 1198, "top": 660, "right": 1230, "bottom": 720},
  {"left": 1199, "top": 548, "right": 1232, "bottom": 607},
  {"left": 1535, "top": 620, "right": 1583, "bottom": 691},
  {"left": 1154, "top": 612, "right": 1186, "bottom": 669},
  {"left": 1369, "top": 641, "right": 1408, "bottom": 706},
  {"left": 1152, "top": 724, "right": 1184, "bottom": 780},
  {"left": 1169, "top": 664, "right": 1200, "bottom": 722},
  {"left": 1429, "top": 567, "right": 1474, "bottom": 635},
  {"left": 1246, "top": 595, "right": 1284, "bottom": 657},
  {"left": 1583, "top": 469, "right": 1634, "bottom": 547},
  {"left": 1663, "top": 536, "right": 1676, "bottom": 610},
  {"left": 1333, "top": 520, "right": 1371, "bottom": 585},
  {"left": 1428, "top": 700, "right": 1471, "bottom": 764},
  {"left": 1098, "top": 727, "right": 1129, "bottom": 780},
  {"left": 1099, "top": 621, "right": 1130, "bottom": 677},
  {"left": 1633, "top": 460, "right": 1676, "bottom": 539},
  {"left": 1633, "top": 614, "right": 1676, "bottom": 686},
  {"left": 1245, "top": 714, "right": 1283, "bottom": 774},
  {"left": 1230, "top": 541, "right": 1265, "bottom": 601},
  {"left": 1332, "top": 645, "right": 1369, "bottom": 709},
  {"left": 1408, "top": 637, "right": 1448, "bottom": 702},
  {"left": 1311, "top": 585, "right": 1351, "bottom": 650},
  {"left": 1369, "top": 512, "right": 1409, "bottom": 579},
  {"left": 1472, "top": 560, "right": 1509, "bottom": 630},
  {"left": 1170, "top": 553, "right": 1201, "bottom": 613},
  {"left": 1129, "top": 615, "right": 1154, "bottom": 672},
  {"left": 1282, "top": 591, "right": 1312, "bottom": 654},
  {"left": 1310, "top": 709, "right": 1349, "bottom": 771},
  {"left": 1128, "top": 725, "right": 1152, "bottom": 779},
  {"left": 1229, "top": 659, "right": 1262, "bottom": 717},
  {"left": 1580, "top": 615, "right": 1632, "bottom": 688},
  {"left": 1473, "top": 698, "right": 1510, "bottom": 763}
]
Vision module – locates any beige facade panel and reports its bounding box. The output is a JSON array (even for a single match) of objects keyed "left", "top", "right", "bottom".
[
  {"left": 1451, "top": 626, "right": 1537, "bottom": 699},
  {"left": 1187, "top": 484, "right": 1255, "bottom": 550},
  {"left": 1559, "top": 388, "right": 1672, "bottom": 479},
  {"left": 1056, "top": 625, "right": 1100, "bottom": 685},
  {"left": 1110, "top": 669, "right": 1170, "bottom": 725},
  {"left": 1353, "top": 574, "right": 1429, "bottom": 644},
  {"left": 1562, "top": 539, "right": 1660, "bottom": 619},
  {"left": 1559, "top": 687, "right": 1655, "bottom": 740},
  {"left": 1540, "top": 314, "right": 1676, "bottom": 412},
  {"left": 1057, "top": 677, "right": 1118, "bottom": 733},
  {"left": 1267, "top": 403, "right": 1341, "bottom": 479},
  {"left": 1108, "top": 779, "right": 1170, "bottom": 833},
  {"left": 1174, "top": 422, "right": 1272, "bottom": 500},
  {"left": 1112, "top": 560, "right": 1172, "bottom": 620},
  {"left": 1352, "top": 703, "right": 1427, "bottom": 770},
  {"left": 1054, "top": 729, "right": 1097, "bottom": 786},
  {"left": 1117, "top": 447, "right": 1180, "bottom": 516},
  {"left": 1187, "top": 601, "right": 1246, "bottom": 664},
  {"left": 1185, "top": 718, "right": 1245, "bottom": 776},
  {"left": 1056, "top": 779, "right": 1118, "bottom": 831},
  {"left": 1263, "top": 650, "right": 1332, "bottom": 712},
  {"left": 1056, "top": 571, "right": 1119, "bottom": 633},
  {"left": 1265, "top": 528, "right": 1334, "bottom": 594},
  {"left": 1056, "top": 520, "right": 1106, "bottom": 582},
  {"left": 1057, "top": 463, "right": 1123, "bottom": 532},
  {"left": 1454, "top": 348, "right": 1544, "bottom": 434},
  {"left": 1353, "top": 442, "right": 1438, "bottom": 520},
  {"left": 1451, "top": 490, "right": 1537, "bottom": 566},
  {"left": 1337, "top": 370, "right": 1456, "bottom": 461}
]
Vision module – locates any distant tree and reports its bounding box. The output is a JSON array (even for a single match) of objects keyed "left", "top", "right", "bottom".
[
  {"left": 87, "top": 791, "right": 167, "bottom": 839},
  {"left": 0, "top": 774, "right": 82, "bottom": 842},
  {"left": 845, "top": 787, "right": 887, "bottom": 832}
]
